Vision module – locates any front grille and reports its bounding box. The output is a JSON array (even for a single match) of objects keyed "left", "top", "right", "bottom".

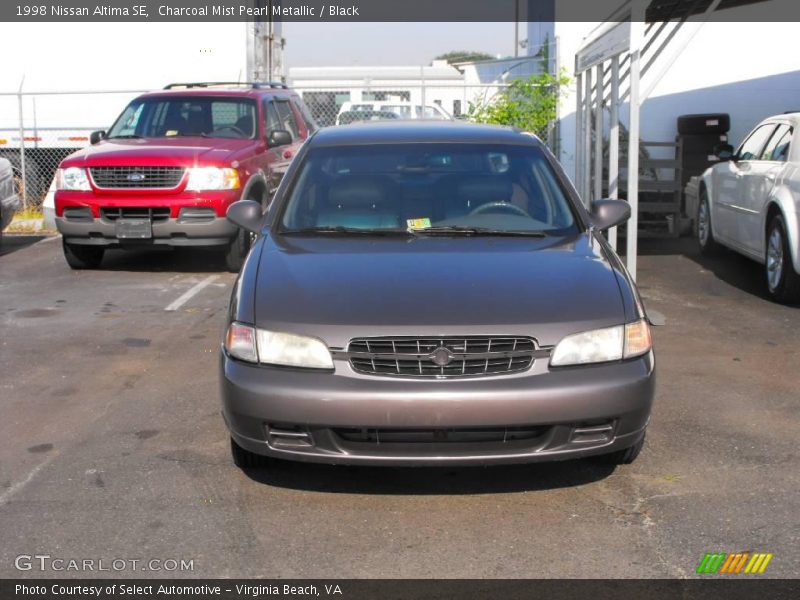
[
  {"left": 101, "top": 207, "right": 171, "bottom": 221},
  {"left": 347, "top": 336, "right": 536, "bottom": 378},
  {"left": 334, "top": 426, "right": 547, "bottom": 444},
  {"left": 90, "top": 166, "right": 184, "bottom": 189}
]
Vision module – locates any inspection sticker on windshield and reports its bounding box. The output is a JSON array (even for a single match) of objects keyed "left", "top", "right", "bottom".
[{"left": 407, "top": 218, "right": 431, "bottom": 230}]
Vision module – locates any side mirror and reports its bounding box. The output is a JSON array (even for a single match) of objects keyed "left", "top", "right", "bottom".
[
  {"left": 714, "top": 143, "right": 735, "bottom": 161},
  {"left": 590, "top": 198, "right": 631, "bottom": 231},
  {"left": 267, "top": 129, "right": 292, "bottom": 148},
  {"left": 90, "top": 130, "right": 106, "bottom": 145},
  {"left": 226, "top": 200, "right": 264, "bottom": 235}
]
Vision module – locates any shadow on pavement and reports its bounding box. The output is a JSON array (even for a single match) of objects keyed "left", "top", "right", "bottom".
[
  {"left": 0, "top": 234, "right": 48, "bottom": 257},
  {"left": 242, "top": 458, "right": 616, "bottom": 495},
  {"left": 97, "top": 246, "right": 228, "bottom": 274}
]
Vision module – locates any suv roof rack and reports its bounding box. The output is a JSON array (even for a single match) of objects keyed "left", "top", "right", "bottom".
[{"left": 163, "top": 81, "right": 288, "bottom": 90}]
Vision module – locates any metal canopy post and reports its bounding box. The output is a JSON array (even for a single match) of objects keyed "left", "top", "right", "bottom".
[
  {"left": 575, "top": 71, "right": 584, "bottom": 197},
  {"left": 582, "top": 70, "right": 592, "bottom": 207},
  {"left": 607, "top": 55, "right": 620, "bottom": 250},
  {"left": 593, "top": 63, "right": 604, "bottom": 202},
  {"left": 626, "top": 9, "right": 645, "bottom": 280}
]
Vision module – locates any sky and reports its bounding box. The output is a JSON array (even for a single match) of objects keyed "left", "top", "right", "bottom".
[{"left": 281, "top": 22, "right": 519, "bottom": 67}]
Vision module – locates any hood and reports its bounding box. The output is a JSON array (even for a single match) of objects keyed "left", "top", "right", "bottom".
[
  {"left": 250, "top": 233, "right": 627, "bottom": 348},
  {"left": 61, "top": 137, "right": 252, "bottom": 167}
]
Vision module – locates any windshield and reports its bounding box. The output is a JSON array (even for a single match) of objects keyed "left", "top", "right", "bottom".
[
  {"left": 107, "top": 96, "right": 258, "bottom": 140},
  {"left": 280, "top": 144, "right": 578, "bottom": 235}
]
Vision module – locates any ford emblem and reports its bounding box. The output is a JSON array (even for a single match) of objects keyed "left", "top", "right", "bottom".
[{"left": 127, "top": 173, "right": 146, "bottom": 182}]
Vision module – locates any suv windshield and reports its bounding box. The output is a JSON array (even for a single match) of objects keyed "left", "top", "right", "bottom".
[
  {"left": 107, "top": 96, "right": 257, "bottom": 140},
  {"left": 280, "top": 144, "right": 578, "bottom": 235}
]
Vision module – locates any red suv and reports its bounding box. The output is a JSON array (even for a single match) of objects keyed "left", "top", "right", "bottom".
[{"left": 54, "top": 82, "right": 316, "bottom": 271}]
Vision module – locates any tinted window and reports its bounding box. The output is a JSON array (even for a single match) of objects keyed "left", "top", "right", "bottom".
[
  {"left": 761, "top": 124, "right": 792, "bottom": 161},
  {"left": 737, "top": 124, "right": 777, "bottom": 161},
  {"left": 107, "top": 97, "right": 256, "bottom": 139},
  {"left": 274, "top": 99, "right": 300, "bottom": 140},
  {"left": 280, "top": 144, "right": 577, "bottom": 235}
]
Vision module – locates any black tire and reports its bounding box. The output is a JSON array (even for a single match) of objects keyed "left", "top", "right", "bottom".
[
  {"left": 765, "top": 214, "right": 800, "bottom": 304},
  {"left": 697, "top": 189, "right": 720, "bottom": 255},
  {"left": 597, "top": 431, "right": 646, "bottom": 466},
  {"left": 223, "top": 228, "right": 253, "bottom": 273},
  {"left": 677, "top": 113, "right": 730, "bottom": 135},
  {"left": 230, "top": 437, "right": 272, "bottom": 469},
  {"left": 62, "top": 239, "right": 104, "bottom": 269}
]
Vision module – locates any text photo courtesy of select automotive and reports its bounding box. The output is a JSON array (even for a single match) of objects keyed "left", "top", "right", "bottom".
[{"left": 1, "top": 1, "right": 800, "bottom": 593}]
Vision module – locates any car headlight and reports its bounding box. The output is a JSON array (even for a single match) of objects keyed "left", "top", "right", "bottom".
[
  {"left": 550, "top": 319, "right": 651, "bottom": 367},
  {"left": 224, "top": 322, "right": 334, "bottom": 369},
  {"left": 56, "top": 167, "right": 91, "bottom": 191},
  {"left": 185, "top": 167, "right": 240, "bottom": 191}
]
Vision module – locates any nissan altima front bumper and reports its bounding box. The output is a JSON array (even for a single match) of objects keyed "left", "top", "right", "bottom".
[{"left": 220, "top": 351, "right": 655, "bottom": 466}]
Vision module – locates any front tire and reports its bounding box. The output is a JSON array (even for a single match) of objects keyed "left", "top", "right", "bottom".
[
  {"left": 765, "top": 214, "right": 800, "bottom": 304},
  {"left": 597, "top": 431, "right": 646, "bottom": 466},
  {"left": 230, "top": 437, "right": 272, "bottom": 469},
  {"left": 223, "top": 229, "right": 252, "bottom": 273},
  {"left": 62, "top": 240, "right": 104, "bottom": 269},
  {"left": 697, "top": 189, "right": 720, "bottom": 255}
]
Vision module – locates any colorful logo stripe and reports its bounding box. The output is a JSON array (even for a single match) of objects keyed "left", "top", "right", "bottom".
[{"left": 697, "top": 552, "right": 773, "bottom": 574}]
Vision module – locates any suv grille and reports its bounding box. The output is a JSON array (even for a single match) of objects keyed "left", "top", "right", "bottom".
[
  {"left": 90, "top": 166, "right": 185, "bottom": 189},
  {"left": 347, "top": 337, "right": 536, "bottom": 378},
  {"left": 101, "top": 207, "right": 171, "bottom": 221}
]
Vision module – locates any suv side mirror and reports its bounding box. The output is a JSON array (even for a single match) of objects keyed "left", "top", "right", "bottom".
[
  {"left": 90, "top": 130, "right": 106, "bottom": 145},
  {"left": 268, "top": 129, "right": 292, "bottom": 148},
  {"left": 226, "top": 200, "right": 264, "bottom": 234},
  {"left": 714, "top": 143, "right": 735, "bottom": 161},
  {"left": 590, "top": 199, "right": 631, "bottom": 231}
]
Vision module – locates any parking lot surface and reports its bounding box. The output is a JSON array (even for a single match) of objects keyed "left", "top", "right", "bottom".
[{"left": 0, "top": 235, "right": 798, "bottom": 578}]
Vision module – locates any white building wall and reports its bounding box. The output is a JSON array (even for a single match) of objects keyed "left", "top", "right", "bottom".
[{"left": 557, "top": 19, "right": 800, "bottom": 185}]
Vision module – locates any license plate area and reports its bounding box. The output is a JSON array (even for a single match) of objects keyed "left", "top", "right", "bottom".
[{"left": 115, "top": 218, "right": 152, "bottom": 239}]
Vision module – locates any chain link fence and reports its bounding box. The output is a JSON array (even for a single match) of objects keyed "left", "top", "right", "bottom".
[{"left": 1, "top": 83, "right": 559, "bottom": 210}]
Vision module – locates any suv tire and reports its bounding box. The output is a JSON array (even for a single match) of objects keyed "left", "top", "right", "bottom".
[
  {"left": 766, "top": 213, "right": 800, "bottom": 304},
  {"left": 63, "top": 239, "right": 104, "bottom": 269},
  {"left": 223, "top": 228, "right": 252, "bottom": 272}
]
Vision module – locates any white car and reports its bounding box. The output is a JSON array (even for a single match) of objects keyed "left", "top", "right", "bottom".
[
  {"left": 335, "top": 101, "right": 451, "bottom": 125},
  {"left": 0, "top": 158, "right": 21, "bottom": 233},
  {"left": 698, "top": 112, "right": 800, "bottom": 303}
]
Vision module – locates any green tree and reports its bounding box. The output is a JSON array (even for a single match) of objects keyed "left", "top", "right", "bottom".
[
  {"left": 434, "top": 50, "right": 495, "bottom": 64},
  {"left": 467, "top": 69, "right": 571, "bottom": 137}
]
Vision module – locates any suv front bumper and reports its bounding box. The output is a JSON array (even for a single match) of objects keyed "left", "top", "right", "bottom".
[
  {"left": 220, "top": 352, "right": 656, "bottom": 466},
  {"left": 56, "top": 214, "right": 238, "bottom": 246}
]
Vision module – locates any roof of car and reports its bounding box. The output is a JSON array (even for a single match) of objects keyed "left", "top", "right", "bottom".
[
  {"left": 310, "top": 121, "right": 543, "bottom": 147},
  {"left": 138, "top": 87, "right": 294, "bottom": 100}
]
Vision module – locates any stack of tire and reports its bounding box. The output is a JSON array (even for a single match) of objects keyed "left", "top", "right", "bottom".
[{"left": 677, "top": 113, "right": 731, "bottom": 200}]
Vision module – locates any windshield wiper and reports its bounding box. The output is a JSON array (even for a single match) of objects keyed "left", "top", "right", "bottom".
[
  {"left": 408, "top": 226, "right": 547, "bottom": 237},
  {"left": 282, "top": 226, "right": 412, "bottom": 236},
  {"left": 106, "top": 134, "right": 142, "bottom": 139}
]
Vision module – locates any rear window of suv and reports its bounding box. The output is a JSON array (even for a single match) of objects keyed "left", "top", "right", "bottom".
[{"left": 108, "top": 96, "right": 257, "bottom": 140}]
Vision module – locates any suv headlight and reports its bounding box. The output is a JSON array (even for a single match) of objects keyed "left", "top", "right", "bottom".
[
  {"left": 550, "top": 319, "right": 651, "bottom": 367},
  {"left": 56, "top": 167, "right": 91, "bottom": 191},
  {"left": 185, "top": 167, "right": 240, "bottom": 191},
  {"left": 224, "top": 322, "right": 334, "bottom": 370}
]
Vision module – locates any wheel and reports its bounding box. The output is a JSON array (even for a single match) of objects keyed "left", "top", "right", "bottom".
[
  {"left": 765, "top": 214, "right": 800, "bottom": 304},
  {"left": 230, "top": 437, "right": 272, "bottom": 469},
  {"left": 223, "top": 228, "right": 253, "bottom": 272},
  {"left": 697, "top": 189, "right": 720, "bottom": 255},
  {"left": 62, "top": 239, "right": 104, "bottom": 269},
  {"left": 597, "top": 431, "right": 646, "bottom": 466}
]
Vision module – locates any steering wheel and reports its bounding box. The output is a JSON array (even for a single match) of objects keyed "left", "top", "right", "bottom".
[
  {"left": 469, "top": 201, "right": 531, "bottom": 218},
  {"left": 211, "top": 125, "right": 247, "bottom": 138}
]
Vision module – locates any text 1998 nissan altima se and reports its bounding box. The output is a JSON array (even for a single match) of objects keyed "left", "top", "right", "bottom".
[{"left": 220, "top": 122, "right": 655, "bottom": 469}]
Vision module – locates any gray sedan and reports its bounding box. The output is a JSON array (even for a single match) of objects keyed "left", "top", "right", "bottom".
[
  {"left": 0, "top": 158, "right": 21, "bottom": 233},
  {"left": 220, "top": 122, "right": 655, "bottom": 468}
]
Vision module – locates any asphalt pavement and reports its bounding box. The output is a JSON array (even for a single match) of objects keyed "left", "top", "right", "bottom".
[{"left": 0, "top": 235, "right": 797, "bottom": 578}]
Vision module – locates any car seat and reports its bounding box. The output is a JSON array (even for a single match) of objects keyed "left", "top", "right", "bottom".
[
  {"left": 445, "top": 175, "right": 514, "bottom": 218},
  {"left": 317, "top": 175, "right": 400, "bottom": 229}
]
